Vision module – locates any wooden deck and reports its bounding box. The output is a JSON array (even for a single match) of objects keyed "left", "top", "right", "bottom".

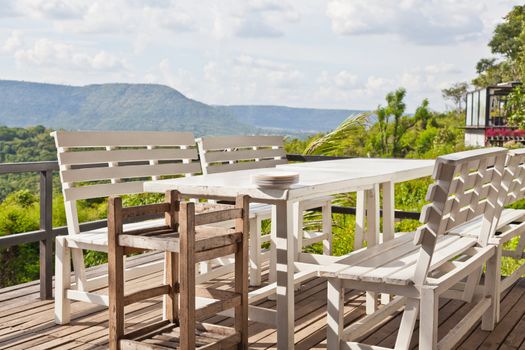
[{"left": 2, "top": 253, "right": 525, "bottom": 349}]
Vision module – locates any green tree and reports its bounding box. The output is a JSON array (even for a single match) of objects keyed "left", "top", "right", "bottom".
[
  {"left": 473, "top": 5, "right": 525, "bottom": 87},
  {"left": 386, "top": 88, "right": 407, "bottom": 157},
  {"left": 441, "top": 82, "right": 468, "bottom": 111},
  {"left": 414, "top": 98, "right": 432, "bottom": 129},
  {"left": 376, "top": 105, "right": 389, "bottom": 155}
]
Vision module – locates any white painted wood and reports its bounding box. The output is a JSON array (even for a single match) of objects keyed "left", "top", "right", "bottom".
[
  {"left": 52, "top": 130, "right": 203, "bottom": 325},
  {"left": 327, "top": 278, "right": 343, "bottom": 350},
  {"left": 67, "top": 289, "right": 109, "bottom": 306},
  {"left": 394, "top": 297, "right": 419, "bottom": 350},
  {"left": 419, "top": 286, "right": 438, "bottom": 349},
  {"left": 355, "top": 191, "right": 365, "bottom": 250},
  {"left": 51, "top": 130, "right": 195, "bottom": 147},
  {"left": 59, "top": 147, "right": 198, "bottom": 166},
  {"left": 54, "top": 237, "right": 71, "bottom": 325},
  {"left": 197, "top": 135, "right": 332, "bottom": 290},
  {"left": 317, "top": 147, "right": 509, "bottom": 350},
  {"left": 200, "top": 135, "right": 285, "bottom": 150},
  {"left": 249, "top": 217, "right": 262, "bottom": 286},
  {"left": 275, "top": 201, "right": 295, "bottom": 349},
  {"left": 206, "top": 159, "right": 288, "bottom": 174},
  {"left": 382, "top": 182, "right": 395, "bottom": 242},
  {"left": 322, "top": 199, "right": 333, "bottom": 255},
  {"left": 61, "top": 162, "right": 201, "bottom": 183}
]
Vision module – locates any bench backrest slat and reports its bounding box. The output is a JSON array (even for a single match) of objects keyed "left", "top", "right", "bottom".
[
  {"left": 197, "top": 135, "right": 287, "bottom": 175},
  {"left": 52, "top": 130, "right": 200, "bottom": 235}
]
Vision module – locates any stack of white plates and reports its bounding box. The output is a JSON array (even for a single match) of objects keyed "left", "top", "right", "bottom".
[{"left": 251, "top": 172, "right": 299, "bottom": 189}]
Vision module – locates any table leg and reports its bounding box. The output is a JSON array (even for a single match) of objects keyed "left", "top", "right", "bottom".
[
  {"left": 366, "top": 185, "right": 380, "bottom": 246},
  {"left": 355, "top": 191, "right": 365, "bottom": 250},
  {"left": 365, "top": 185, "right": 380, "bottom": 314},
  {"left": 382, "top": 181, "right": 395, "bottom": 242},
  {"left": 274, "top": 201, "right": 295, "bottom": 349},
  {"left": 381, "top": 182, "right": 395, "bottom": 305}
]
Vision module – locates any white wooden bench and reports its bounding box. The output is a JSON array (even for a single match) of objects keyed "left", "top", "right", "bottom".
[
  {"left": 52, "top": 130, "right": 201, "bottom": 324},
  {"left": 322, "top": 147, "right": 509, "bottom": 349},
  {"left": 197, "top": 135, "right": 332, "bottom": 286},
  {"left": 448, "top": 147, "right": 525, "bottom": 323}
]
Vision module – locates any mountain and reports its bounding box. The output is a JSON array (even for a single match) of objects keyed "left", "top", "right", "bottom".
[
  {"left": 221, "top": 105, "right": 364, "bottom": 133},
  {"left": 0, "top": 80, "right": 362, "bottom": 136}
]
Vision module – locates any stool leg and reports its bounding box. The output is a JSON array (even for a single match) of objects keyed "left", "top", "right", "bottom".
[
  {"left": 180, "top": 203, "right": 196, "bottom": 350},
  {"left": 164, "top": 252, "right": 179, "bottom": 323},
  {"left": 235, "top": 195, "right": 250, "bottom": 349}
]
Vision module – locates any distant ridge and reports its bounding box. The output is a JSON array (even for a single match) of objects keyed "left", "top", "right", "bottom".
[{"left": 0, "top": 80, "right": 363, "bottom": 136}]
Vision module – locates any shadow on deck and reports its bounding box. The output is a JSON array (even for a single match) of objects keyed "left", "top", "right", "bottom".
[{"left": 1, "top": 253, "right": 525, "bottom": 350}]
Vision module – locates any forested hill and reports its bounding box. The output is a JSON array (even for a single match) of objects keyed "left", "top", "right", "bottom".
[
  {"left": 0, "top": 80, "right": 360, "bottom": 135},
  {"left": 217, "top": 105, "right": 364, "bottom": 132}
]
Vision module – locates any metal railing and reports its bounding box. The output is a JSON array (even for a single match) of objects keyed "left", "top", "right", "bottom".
[{"left": 0, "top": 156, "right": 420, "bottom": 299}]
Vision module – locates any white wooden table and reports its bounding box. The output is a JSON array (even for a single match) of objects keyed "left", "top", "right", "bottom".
[
  {"left": 143, "top": 158, "right": 434, "bottom": 349},
  {"left": 278, "top": 158, "right": 435, "bottom": 248}
]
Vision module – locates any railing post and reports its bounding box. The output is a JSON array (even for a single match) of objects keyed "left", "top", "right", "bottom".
[{"left": 39, "top": 169, "right": 53, "bottom": 300}]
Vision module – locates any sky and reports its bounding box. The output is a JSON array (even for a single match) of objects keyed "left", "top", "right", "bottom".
[{"left": 0, "top": 0, "right": 521, "bottom": 112}]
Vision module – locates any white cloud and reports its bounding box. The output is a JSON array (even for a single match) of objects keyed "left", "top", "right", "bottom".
[
  {"left": 236, "top": 14, "right": 284, "bottom": 38},
  {"left": 326, "top": 0, "right": 486, "bottom": 45},
  {"left": 13, "top": 37, "right": 129, "bottom": 72},
  {"left": 19, "top": 0, "right": 86, "bottom": 19},
  {"left": 2, "top": 31, "right": 24, "bottom": 53}
]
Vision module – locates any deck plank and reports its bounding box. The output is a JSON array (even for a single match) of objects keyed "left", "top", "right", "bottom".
[{"left": 1, "top": 255, "right": 525, "bottom": 349}]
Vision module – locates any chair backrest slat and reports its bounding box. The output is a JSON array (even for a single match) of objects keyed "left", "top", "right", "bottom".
[
  {"left": 52, "top": 130, "right": 200, "bottom": 235},
  {"left": 197, "top": 135, "right": 287, "bottom": 175}
]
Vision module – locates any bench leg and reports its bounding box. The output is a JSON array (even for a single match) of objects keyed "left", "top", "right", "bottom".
[
  {"left": 327, "top": 278, "right": 344, "bottom": 350},
  {"left": 55, "top": 237, "right": 71, "bottom": 325},
  {"left": 419, "top": 288, "right": 438, "bottom": 350},
  {"left": 394, "top": 297, "right": 419, "bottom": 350},
  {"left": 482, "top": 247, "right": 501, "bottom": 330}
]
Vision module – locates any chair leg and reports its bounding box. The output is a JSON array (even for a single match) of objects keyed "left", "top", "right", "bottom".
[
  {"left": 71, "top": 247, "right": 88, "bottom": 291},
  {"left": 322, "top": 200, "right": 332, "bottom": 255},
  {"left": 419, "top": 287, "right": 438, "bottom": 350},
  {"left": 249, "top": 217, "right": 262, "bottom": 286},
  {"left": 326, "top": 278, "right": 344, "bottom": 350},
  {"left": 482, "top": 247, "right": 501, "bottom": 330},
  {"left": 269, "top": 209, "right": 277, "bottom": 285},
  {"left": 54, "top": 237, "right": 71, "bottom": 325}
]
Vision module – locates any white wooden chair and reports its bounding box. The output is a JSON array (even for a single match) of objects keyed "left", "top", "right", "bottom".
[
  {"left": 52, "top": 131, "right": 201, "bottom": 324},
  {"left": 448, "top": 148, "right": 525, "bottom": 323},
  {"left": 196, "top": 135, "right": 332, "bottom": 286},
  {"left": 322, "top": 147, "right": 509, "bottom": 349}
]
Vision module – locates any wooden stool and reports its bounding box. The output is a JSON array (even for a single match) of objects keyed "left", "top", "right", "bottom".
[{"left": 108, "top": 190, "right": 249, "bottom": 350}]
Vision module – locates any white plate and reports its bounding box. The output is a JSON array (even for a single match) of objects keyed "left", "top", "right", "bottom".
[{"left": 252, "top": 172, "right": 299, "bottom": 188}]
